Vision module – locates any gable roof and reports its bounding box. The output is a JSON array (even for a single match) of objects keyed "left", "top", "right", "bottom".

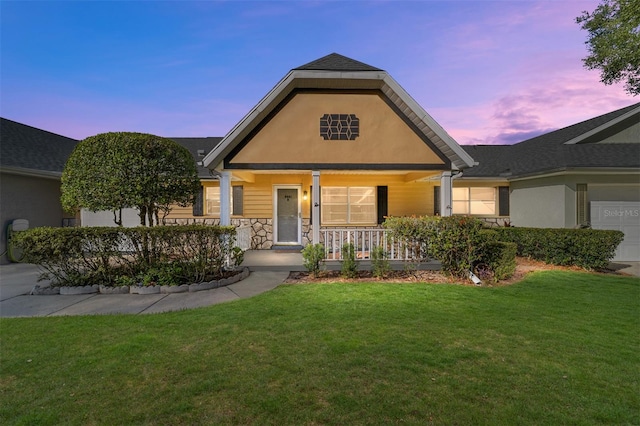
[
  {"left": 203, "top": 53, "right": 476, "bottom": 172},
  {"left": 0, "top": 117, "right": 78, "bottom": 178},
  {"left": 463, "top": 102, "right": 640, "bottom": 179}
]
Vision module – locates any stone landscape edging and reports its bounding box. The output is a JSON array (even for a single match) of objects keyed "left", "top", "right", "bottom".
[{"left": 30, "top": 267, "right": 251, "bottom": 296}]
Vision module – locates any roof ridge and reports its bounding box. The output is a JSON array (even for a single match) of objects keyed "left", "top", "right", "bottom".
[
  {"left": 293, "top": 53, "right": 383, "bottom": 72},
  {"left": 516, "top": 101, "right": 640, "bottom": 146},
  {"left": 1, "top": 117, "right": 79, "bottom": 141}
]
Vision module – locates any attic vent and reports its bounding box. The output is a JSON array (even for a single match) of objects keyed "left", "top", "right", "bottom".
[
  {"left": 320, "top": 114, "right": 359, "bottom": 140},
  {"left": 197, "top": 150, "right": 206, "bottom": 157}
]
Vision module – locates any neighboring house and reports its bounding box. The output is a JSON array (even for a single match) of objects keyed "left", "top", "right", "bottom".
[
  {"left": 460, "top": 102, "right": 640, "bottom": 261},
  {"left": 0, "top": 118, "right": 78, "bottom": 264},
  {"left": 164, "top": 53, "right": 476, "bottom": 252}
]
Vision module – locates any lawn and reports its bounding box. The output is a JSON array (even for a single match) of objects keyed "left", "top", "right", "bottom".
[{"left": 1, "top": 270, "right": 638, "bottom": 425}]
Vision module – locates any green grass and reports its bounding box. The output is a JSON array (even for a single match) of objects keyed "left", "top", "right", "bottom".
[{"left": 1, "top": 271, "right": 638, "bottom": 425}]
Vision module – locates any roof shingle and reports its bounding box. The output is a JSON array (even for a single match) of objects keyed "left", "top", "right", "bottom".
[
  {"left": 0, "top": 118, "right": 78, "bottom": 174},
  {"left": 294, "top": 53, "right": 383, "bottom": 72},
  {"left": 463, "top": 102, "right": 640, "bottom": 178}
]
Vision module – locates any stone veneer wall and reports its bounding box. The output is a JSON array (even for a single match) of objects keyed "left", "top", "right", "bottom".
[{"left": 163, "top": 218, "right": 313, "bottom": 249}]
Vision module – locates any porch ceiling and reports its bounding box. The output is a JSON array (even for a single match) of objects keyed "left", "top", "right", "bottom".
[{"left": 228, "top": 169, "right": 440, "bottom": 182}]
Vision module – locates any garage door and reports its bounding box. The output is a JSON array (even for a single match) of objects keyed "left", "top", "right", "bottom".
[{"left": 591, "top": 201, "right": 640, "bottom": 262}]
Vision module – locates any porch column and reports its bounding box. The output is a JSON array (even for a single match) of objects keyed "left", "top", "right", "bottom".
[
  {"left": 440, "top": 171, "right": 453, "bottom": 217},
  {"left": 220, "top": 171, "right": 231, "bottom": 226},
  {"left": 312, "top": 170, "right": 320, "bottom": 244}
]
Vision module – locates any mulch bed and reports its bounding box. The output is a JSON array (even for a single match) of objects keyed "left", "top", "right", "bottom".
[{"left": 283, "top": 257, "right": 625, "bottom": 286}]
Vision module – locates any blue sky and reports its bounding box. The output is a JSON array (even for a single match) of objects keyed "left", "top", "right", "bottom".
[{"left": 1, "top": 0, "right": 635, "bottom": 145}]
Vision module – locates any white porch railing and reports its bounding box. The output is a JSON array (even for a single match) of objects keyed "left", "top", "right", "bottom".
[{"left": 320, "top": 228, "right": 426, "bottom": 261}]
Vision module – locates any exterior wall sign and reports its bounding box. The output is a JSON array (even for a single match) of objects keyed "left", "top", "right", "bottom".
[{"left": 320, "top": 114, "right": 359, "bottom": 140}]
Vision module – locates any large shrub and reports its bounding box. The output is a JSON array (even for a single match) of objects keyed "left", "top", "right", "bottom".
[
  {"left": 493, "top": 227, "right": 624, "bottom": 269},
  {"left": 474, "top": 240, "right": 517, "bottom": 282},
  {"left": 382, "top": 215, "right": 438, "bottom": 261},
  {"left": 430, "top": 216, "right": 485, "bottom": 279},
  {"left": 384, "top": 216, "right": 485, "bottom": 279},
  {"left": 14, "top": 225, "right": 238, "bottom": 286},
  {"left": 61, "top": 132, "right": 200, "bottom": 226}
]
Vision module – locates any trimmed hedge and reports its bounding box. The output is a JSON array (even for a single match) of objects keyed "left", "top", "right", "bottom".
[
  {"left": 475, "top": 240, "right": 517, "bottom": 282},
  {"left": 384, "top": 216, "right": 486, "bottom": 279},
  {"left": 14, "top": 225, "right": 239, "bottom": 286},
  {"left": 493, "top": 227, "right": 624, "bottom": 270}
]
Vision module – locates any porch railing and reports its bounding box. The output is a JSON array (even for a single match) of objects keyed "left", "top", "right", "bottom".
[{"left": 320, "top": 228, "right": 426, "bottom": 261}]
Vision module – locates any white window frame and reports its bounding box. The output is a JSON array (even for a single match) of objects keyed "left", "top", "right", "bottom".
[
  {"left": 205, "top": 186, "right": 233, "bottom": 217},
  {"left": 321, "top": 186, "right": 376, "bottom": 225},
  {"left": 452, "top": 187, "right": 497, "bottom": 216}
]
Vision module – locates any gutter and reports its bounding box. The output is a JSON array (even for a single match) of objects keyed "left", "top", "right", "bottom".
[{"left": 1, "top": 166, "right": 62, "bottom": 180}]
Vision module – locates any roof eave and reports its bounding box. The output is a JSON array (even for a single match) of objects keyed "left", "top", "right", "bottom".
[
  {"left": 508, "top": 167, "right": 640, "bottom": 182},
  {"left": 1, "top": 166, "right": 62, "bottom": 180},
  {"left": 380, "top": 75, "right": 476, "bottom": 170},
  {"left": 563, "top": 105, "right": 640, "bottom": 145}
]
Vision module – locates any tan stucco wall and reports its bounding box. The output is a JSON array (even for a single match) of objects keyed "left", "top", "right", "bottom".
[{"left": 229, "top": 93, "right": 445, "bottom": 166}]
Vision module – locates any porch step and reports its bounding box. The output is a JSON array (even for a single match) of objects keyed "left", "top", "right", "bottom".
[{"left": 271, "top": 245, "right": 304, "bottom": 252}]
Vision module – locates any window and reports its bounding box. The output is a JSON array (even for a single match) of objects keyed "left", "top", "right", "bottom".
[
  {"left": 205, "top": 186, "right": 242, "bottom": 216},
  {"left": 452, "top": 187, "right": 496, "bottom": 215},
  {"left": 321, "top": 187, "right": 376, "bottom": 224},
  {"left": 206, "top": 187, "right": 221, "bottom": 215}
]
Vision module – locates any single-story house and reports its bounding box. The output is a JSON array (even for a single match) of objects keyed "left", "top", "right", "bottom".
[
  {"left": 165, "top": 53, "right": 477, "bottom": 256},
  {"left": 0, "top": 118, "right": 78, "bottom": 264},
  {"left": 3, "top": 53, "right": 638, "bottom": 262},
  {"left": 165, "top": 53, "right": 639, "bottom": 261}
]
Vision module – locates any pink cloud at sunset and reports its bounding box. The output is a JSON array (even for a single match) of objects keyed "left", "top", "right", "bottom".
[{"left": 0, "top": 0, "right": 636, "bottom": 143}]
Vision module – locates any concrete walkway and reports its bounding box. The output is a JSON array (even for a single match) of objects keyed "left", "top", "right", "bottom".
[
  {"left": 0, "top": 263, "right": 288, "bottom": 318},
  {"left": 2, "top": 252, "right": 638, "bottom": 318}
]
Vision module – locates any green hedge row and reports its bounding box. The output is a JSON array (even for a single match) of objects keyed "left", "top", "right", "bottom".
[
  {"left": 384, "top": 216, "right": 505, "bottom": 280},
  {"left": 14, "top": 225, "right": 240, "bottom": 286},
  {"left": 493, "top": 227, "right": 624, "bottom": 270}
]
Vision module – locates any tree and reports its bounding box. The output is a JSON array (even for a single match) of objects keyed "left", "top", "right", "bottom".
[
  {"left": 576, "top": 0, "right": 640, "bottom": 96},
  {"left": 61, "top": 132, "right": 201, "bottom": 226}
]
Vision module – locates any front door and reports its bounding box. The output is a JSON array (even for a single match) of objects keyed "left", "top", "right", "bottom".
[{"left": 274, "top": 186, "right": 301, "bottom": 245}]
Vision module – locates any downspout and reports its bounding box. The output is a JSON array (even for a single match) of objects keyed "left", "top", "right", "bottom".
[{"left": 440, "top": 170, "right": 463, "bottom": 217}]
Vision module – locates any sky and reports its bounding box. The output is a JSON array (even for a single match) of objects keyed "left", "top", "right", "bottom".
[{"left": 1, "top": 0, "right": 636, "bottom": 145}]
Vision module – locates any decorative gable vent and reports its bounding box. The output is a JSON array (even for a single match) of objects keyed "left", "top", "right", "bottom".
[{"left": 320, "top": 114, "right": 359, "bottom": 140}]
